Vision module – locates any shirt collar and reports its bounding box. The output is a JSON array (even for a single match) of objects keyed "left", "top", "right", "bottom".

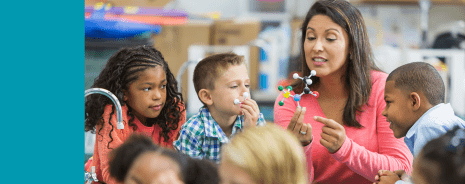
[
  {"left": 231, "top": 115, "right": 244, "bottom": 136},
  {"left": 200, "top": 106, "right": 243, "bottom": 143},
  {"left": 405, "top": 103, "right": 452, "bottom": 138}
]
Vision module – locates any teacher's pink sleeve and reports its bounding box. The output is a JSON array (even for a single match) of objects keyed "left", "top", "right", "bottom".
[{"left": 330, "top": 76, "right": 413, "bottom": 182}]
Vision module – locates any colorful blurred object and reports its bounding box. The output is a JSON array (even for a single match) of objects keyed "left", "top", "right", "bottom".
[
  {"left": 84, "top": 3, "right": 188, "bottom": 25},
  {"left": 84, "top": 156, "right": 93, "bottom": 172},
  {"left": 85, "top": 2, "right": 188, "bottom": 39},
  {"left": 433, "top": 62, "right": 448, "bottom": 72}
]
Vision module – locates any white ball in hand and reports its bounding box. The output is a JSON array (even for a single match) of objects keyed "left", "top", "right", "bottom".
[{"left": 243, "top": 92, "right": 249, "bottom": 100}]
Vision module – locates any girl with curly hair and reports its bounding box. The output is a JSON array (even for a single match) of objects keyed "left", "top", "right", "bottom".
[{"left": 85, "top": 45, "right": 185, "bottom": 184}]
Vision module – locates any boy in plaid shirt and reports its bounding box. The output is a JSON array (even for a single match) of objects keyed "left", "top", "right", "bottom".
[{"left": 174, "top": 53, "right": 266, "bottom": 163}]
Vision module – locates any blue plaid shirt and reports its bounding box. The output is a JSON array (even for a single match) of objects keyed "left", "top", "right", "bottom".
[{"left": 173, "top": 106, "right": 266, "bottom": 163}]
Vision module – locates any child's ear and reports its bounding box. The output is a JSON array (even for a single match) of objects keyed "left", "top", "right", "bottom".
[
  {"left": 409, "top": 92, "right": 421, "bottom": 111},
  {"left": 199, "top": 89, "right": 213, "bottom": 106},
  {"left": 123, "top": 90, "right": 128, "bottom": 101}
]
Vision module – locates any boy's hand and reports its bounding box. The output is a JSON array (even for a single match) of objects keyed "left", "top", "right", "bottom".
[
  {"left": 287, "top": 106, "right": 313, "bottom": 146},
  {"left": 373, "top": 170, "right": 401, "bottom": 184},
  {"left": 241, "top": 98, "right": 260, "bottom": 128},
  {"left": 393, "top": 170, "right": 407, "bottom": 180},
  {"left": 314, "top": 116, "right": 346, "bottom": 153},
  {"left": 374, "top": 170, "right": 388, "bottom": 183}
]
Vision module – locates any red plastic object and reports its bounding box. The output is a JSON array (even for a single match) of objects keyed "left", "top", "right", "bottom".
[{"left": 85, "top": 157, "right": 93, "bottom": 172}]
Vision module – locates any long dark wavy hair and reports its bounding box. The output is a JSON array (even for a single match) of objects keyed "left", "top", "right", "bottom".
[
  {"left": 293, "top": 0, "right": 381, "bottom": 128},
  {"left": 85, "top": 45, "right": 184, "bottom": 147}
]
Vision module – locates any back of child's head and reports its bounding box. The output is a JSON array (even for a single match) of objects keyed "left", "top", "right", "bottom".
[
  {"left": 109, "top": 134, "right": 185, "bottom": 182},
  {"left": 221, "top": 124, "right": 308, "bottom": 184},
  {"left": 85, "top": 45, "right": 184, "bottom": 141},
  {"left": 193, "top": 53, "right": 245, "bottom": 95},
  {"left": 413, "top": 126, "right": 465, "bottom": 184},
  {"left": 386, "top": 62, "right": 445, "bottom": 106},
  {"left": 108, "top": 134, "right": 161, "bottom": 182},
  {"left": 109, "top": 134, "right": 219, "bottom": 184},
  {"left": 182, "top": 158, "right": 220, "bottom": 184}
]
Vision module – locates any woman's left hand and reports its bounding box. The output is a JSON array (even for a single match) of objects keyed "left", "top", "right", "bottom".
[
  {"left": 241, "top": 98, "right": 260, "bottom": 128},
  {"left": 314, "top": 116, "right": 346, "bottom": 153}
]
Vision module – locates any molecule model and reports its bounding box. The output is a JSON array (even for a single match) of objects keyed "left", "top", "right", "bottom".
[
  {"left": 234, "top": 92, "right": 250, "bottom": 105},
  {"left": 278, "top": 70, "right": 319, "bottom": 107}
]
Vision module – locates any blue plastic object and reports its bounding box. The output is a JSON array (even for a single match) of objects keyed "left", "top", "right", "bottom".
[
  {"left": 85, "top": 4, "right": 161, "bottom": 39},
  {"left": 294, "top": 94, "right": 301, "bottom": 102}
]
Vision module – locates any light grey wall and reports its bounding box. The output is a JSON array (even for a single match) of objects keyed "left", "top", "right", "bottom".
[
  {"left": 355, "top": 3, "right": 464, "bottom": 48},
  {"left": 165, "top": 0, "right": 240, "bottom": 19},
  {"left": 165, "top": 0, "right": 314, "bottom": 19}
]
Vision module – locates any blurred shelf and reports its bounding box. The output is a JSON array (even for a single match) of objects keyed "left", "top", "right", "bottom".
[
  {"left": 85, "top": 35, "right": 153, "bottom": 49},
  {"left": 251, "top": 90, "right": 280, "bottom": 103}
]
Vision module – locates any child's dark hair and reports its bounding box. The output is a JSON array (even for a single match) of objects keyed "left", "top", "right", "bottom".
[
  {"left": 108, "top": 134, "right": 161, "bottom": 181},
  {"left": 109, "top": 134, "right": 219, "bottom": 184},
  {"left": 386, "top": 62, "right": 445, "bottom": 105},
  {"left": 183, "top": 158, "right": 220, "bottom": 184},
  {"left": 85, "top": 45, "right": 184, "bottom": 146},
  {"left": 415, "top": 126, "right": 465, "bottom": 184}
]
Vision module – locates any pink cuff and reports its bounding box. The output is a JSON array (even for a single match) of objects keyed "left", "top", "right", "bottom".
[
  {"left": 303, "top": 136, "right": 313, "bottom": 153},
  {"left": 330, "top": 136, "right": 351, "bottom": 162}
]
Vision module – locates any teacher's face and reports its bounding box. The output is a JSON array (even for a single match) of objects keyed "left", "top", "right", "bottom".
[{"left": 304, "top": 15, "right": 350, "bottom": 78}]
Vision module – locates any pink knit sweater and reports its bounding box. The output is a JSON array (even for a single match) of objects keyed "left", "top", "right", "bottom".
[
  {"left": 89, "top": 104, "right": 185, "bottom": 184},
  {"left": 274, "top": 71, "right": 413, "bottom": 183}
]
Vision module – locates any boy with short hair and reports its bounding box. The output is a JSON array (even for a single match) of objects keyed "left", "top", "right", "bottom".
[
  {"left": 376, "top": 62, "right": 465, "bottom": 184},
  {"left": 173, "top": 53, "right": 266, "bottom": 163}
]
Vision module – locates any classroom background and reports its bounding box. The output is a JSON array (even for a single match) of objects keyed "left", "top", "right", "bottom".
[{"left": 85, "top": 0, "right": 465, "bottom": 161}]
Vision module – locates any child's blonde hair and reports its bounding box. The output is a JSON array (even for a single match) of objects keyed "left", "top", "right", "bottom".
[{"left": 221, "top": 124, "right": 308, "bottom": 184}]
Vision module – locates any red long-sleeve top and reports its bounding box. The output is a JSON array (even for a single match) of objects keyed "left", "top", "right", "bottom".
[{"left": 89, "top": 104, "right": 185, "bottom": 184}]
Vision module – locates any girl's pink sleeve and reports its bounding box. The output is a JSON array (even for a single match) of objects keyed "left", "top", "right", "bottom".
[
  {"left": 97, "top": 111, "right": 128, "bottom": 184},
  {"left": 274, "top": 94, "right": 314, "bottom": 182},
  {"left": 330, "top": 77, "right": 413, "bottom": 182}
]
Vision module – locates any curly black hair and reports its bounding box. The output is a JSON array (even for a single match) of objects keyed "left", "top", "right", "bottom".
[{"left": 85, "top": 45, "right": 184, "bottom": 148}]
